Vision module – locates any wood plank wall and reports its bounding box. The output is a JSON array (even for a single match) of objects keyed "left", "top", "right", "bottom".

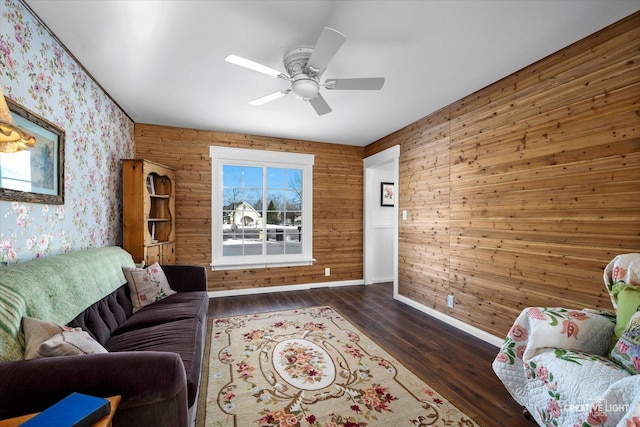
[
  {"left": 365, "top": 13, "right": 640, "bottom": 338},
  {"left": 134, "top": 125, "right": 364, "bottom": 292}
]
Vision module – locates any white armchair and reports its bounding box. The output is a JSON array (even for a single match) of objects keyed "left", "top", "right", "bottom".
[{"left": 493, "top": 254, "right": 640, "bottom": 427}]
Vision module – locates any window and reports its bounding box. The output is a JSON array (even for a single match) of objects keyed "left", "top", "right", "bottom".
[{"left": 210, "top": 146, "right": 314, "bottom": 270}]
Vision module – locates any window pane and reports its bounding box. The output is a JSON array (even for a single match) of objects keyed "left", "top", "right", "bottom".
[
  {"left": 223, "top": 188, "right": 241, "bottom": 207},
  {"left": 223, "top": 165, "right": 262, "bottom": 188},
  {"left": 286, "top": 169, "right": 302, "bottom": 191},
  {"left": 223, "top": 165, "right": 265, "bottom": 257},
  {"left": 285, "top": 241, "right": 302, "bottom": 254},
  {"left": 284, "top": 222, "right": 302, "bottom": 254},
  {"left": 222, "top": 165, "right": 242, "bottom": 187},
  {"left": 266, "top": 191, "right": 283, "bottom": 225},
  {"left": 284, "top": 190, "right": 301, "bottom": 211},
  {"left": 244, "top": 167, "right": 263, "bottom": 190},
  {"left": 263, "top": 171, "right": 303, "bottom": 255},
  {"left": 223, "top": 223, "right": 263, "bottom": 257},
  {"left": 245, "top": 189, "right": 262, "bottom": 211},
  {"left": 222, "top": 219, "right": 241, "bottom": 256},
  {"left": 266, "top": 168, "right": 285, "bottom": 189},
  {"left": 266, "top": 227, "right": 285, "bottom": 255},
  {"left": 223, "top": 240, "right": 264, "bottom": 256},
  {"left": 291, "top": 212, "right": 302, "bottom": 226}
]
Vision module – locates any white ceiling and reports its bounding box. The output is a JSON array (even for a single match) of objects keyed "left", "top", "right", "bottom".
[{"left": 24, "top": 0, "right": 640, "bottom": 147}]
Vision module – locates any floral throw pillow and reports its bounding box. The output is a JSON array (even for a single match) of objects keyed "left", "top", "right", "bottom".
[
  {"left": 122, "top": 262, "right": 176, "bottom": 313},
  {"left": 610, "top": 310, "right": 640, "bottom": 374}
]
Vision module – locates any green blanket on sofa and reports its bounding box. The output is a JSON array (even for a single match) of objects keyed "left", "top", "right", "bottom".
[{"left": 0, "top": 247, "right": 135, "bottom": 361}]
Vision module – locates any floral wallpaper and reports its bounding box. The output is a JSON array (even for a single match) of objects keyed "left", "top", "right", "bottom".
[{"left": 0, "top": 0, "right": 134, "bottom": 264}]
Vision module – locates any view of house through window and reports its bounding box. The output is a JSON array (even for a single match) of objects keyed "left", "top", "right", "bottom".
[
  {"left": 210, "top": 146, "right": 314, "bottom": 270},
  {"left": 223, "top": 165, "right": 303, "bottom": 256}
]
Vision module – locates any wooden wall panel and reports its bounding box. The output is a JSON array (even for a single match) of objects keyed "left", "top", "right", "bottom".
[
  {"left": 376, "top": 110, "right": 453, "bottom": 313},
  {"left": 135, "top": 124, "right": 364, "bottom": 292},
  {"left": 366, "top": 12, "right": 640, "bottom": 338}
]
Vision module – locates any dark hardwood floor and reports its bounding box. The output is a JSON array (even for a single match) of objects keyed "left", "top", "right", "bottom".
[{"left": 208, "top": 282, "right": 535, "bottom": 427}]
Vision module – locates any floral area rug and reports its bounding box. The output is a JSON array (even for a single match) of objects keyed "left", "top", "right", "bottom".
[{"left": 198, "top": 306, "right": 478, "bottom": 426}]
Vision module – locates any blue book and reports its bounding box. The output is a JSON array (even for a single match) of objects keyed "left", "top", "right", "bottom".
[{"left": 20, "top": 392, "right": 111, "bottom": 427}]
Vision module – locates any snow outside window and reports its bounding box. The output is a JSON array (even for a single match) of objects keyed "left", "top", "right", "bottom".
[{"left": 210, "top": 146, "right": 315, "bottom": 270}]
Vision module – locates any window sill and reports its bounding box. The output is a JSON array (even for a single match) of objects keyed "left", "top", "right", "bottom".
[{"left": 210, "top": 258, "right": 316, "bottom": 271}]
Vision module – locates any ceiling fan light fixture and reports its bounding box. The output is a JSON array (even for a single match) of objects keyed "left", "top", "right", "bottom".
[
  {"left": 291, "top": 78, "right": 319, "bottom": 101},
  {"left": 226, "top": 27, "right": 384, "bottom": 115}
]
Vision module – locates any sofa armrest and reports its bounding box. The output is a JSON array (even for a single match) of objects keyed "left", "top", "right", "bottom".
[
  {"left": 0, "top": 351, "right": 187, "bottom": 421},
  {"left": 161, "top": 265, "right": 208, "bottom": 292}
]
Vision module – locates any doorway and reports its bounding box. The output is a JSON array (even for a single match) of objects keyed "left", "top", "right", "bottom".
[{"left": 363, "top": 145, "right": 399, "bottom": 295}]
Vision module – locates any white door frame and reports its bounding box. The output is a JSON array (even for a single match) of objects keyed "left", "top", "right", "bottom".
[{"left": 363, "top": 145, "right": 400, "bottom": 295}]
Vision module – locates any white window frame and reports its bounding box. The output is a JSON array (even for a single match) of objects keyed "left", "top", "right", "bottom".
[{"left": 210, "top": 146, "right": 315, "bottom": 270}]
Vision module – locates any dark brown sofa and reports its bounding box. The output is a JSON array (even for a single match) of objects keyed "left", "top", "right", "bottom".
[{"left": 0, "top": 247, "right": 208, "bottom": 427}]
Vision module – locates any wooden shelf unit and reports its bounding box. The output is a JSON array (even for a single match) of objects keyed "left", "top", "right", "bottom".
[{"left": 122, "top": 159, "right": 175, "bottom": 265}]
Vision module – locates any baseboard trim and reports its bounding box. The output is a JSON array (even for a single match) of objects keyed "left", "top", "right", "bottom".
[
  {"left": 394, "top": 294, "right": 504, "bottom": 348},
  {"left": 208, "top": 279, "right": 364, "bottom": 298},
  {"left": 368, "top": 277, "right": 394, "bottom": 284}
]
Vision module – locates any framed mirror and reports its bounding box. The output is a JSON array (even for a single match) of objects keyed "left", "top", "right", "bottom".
[{"left": 0, "top": 98, "right": 65, "bottom": 204}]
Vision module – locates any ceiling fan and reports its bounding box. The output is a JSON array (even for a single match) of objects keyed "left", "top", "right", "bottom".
[{"left": 225, "top": 27, "right": 385, "bottom": 116}]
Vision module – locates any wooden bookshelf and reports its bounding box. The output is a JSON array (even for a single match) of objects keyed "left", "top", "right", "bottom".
[{"left": 122, "top": 159, "right": 175, "bottom": 265}]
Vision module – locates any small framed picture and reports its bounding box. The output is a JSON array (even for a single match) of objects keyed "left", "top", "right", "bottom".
[{"left": 381, "top": 182, "right": 394, "bottom": 207}]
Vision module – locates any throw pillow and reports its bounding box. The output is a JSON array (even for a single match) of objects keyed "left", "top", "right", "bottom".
[
  {"left": 21, "top": 317, "right": 107, "bottom": 359},
  {"left": 604, "top": 253, "right": 640, "bottom": 310},
  {"left": 610, "top": 310, "right": 640, "bottom": 374},
  {"left": 611, "top": 283, "right": 640, "bottom": 344},
  {"left": 38, "top": 330, "right": 108, "bottom": 357},
  {"left": 22, "top": 316, "right": 77, "bottom": 360},
  {"left": 122, "top": 262, "right": 176, "bottom": 313}
]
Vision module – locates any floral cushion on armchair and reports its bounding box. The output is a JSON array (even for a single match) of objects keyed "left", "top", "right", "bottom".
[
  {"left": 493, "top": 307, "right": 616, "bottom": 408},
  {"left": 604, "top": 253, "right": 640, "bottom": 342},
  {"left": 511, "top": 307, "right": 615, "bottom": 362},
  {"left": 604, "top": 254, "right": 640, "bottom": 308},
  {"left": 610, "top": 310, "right": 640, "bottom": 374}
]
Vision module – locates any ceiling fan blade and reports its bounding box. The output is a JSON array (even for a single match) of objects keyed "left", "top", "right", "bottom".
[
  {"left": 325, "top": 77, "right": 385, "bottom": 90},
  {"left": 248, "top": 89, "right": 291, "bottom": 106},
  {"left": 309, "top": 94, "right": 332, "bottom": 116},
  {"left": 225, "top": 54, "right": 289, "bottom": 79},
  {"left": 306, "top": 27, "right": 346, "bottom": 77}
]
